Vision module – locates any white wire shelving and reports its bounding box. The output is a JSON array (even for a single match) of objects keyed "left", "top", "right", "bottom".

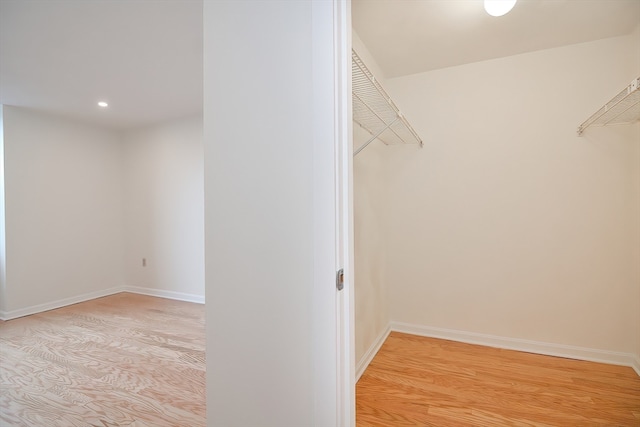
[
  {"left": 352, "top": 50, "right": 423, "bottom": 156},
  {"left": 578, "top": 77, "right": 640, "bottom": 136}
]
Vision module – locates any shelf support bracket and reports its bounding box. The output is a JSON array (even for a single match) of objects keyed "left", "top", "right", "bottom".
[{"left": 354, "top": 117, "right": 400, "bottom": 157}]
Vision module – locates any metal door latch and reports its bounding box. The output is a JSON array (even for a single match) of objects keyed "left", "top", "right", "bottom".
[{"left": 336, "top": 269, "right": 344, "bottom": 291}]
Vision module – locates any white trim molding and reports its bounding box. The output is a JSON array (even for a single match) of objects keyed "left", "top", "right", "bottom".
[
  {"left": 632, "top": 355, "right": 640, "bottom": 377},
  {"left": 356, "top": 324, "right": 391, "bottom": 382},
  {"left": 123, "top": 286, "right": 204, "bottom": 304},
  {"left": 391, "top": 321, "right": 640, "bottom": 377},
  {"left": 0, "top": 286, "right": 125, "bottom": 321},
  {"left": 0, "top": 286, "right": 205, "bottom": 320}
]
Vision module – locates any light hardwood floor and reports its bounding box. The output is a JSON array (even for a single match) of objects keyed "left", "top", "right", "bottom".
[
  {"left": 357, "top": 332, "right": 640, "bottom": 427},
  {"left": 0, "top": 293, "right": 205, "bottom": 427}
]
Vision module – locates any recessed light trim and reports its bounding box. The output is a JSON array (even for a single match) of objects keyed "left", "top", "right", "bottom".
[
  {"left": 98, "top": 101, "right": 108, "bottom": 108},
  {"left": 484, "top": 0, "right": 517, "bottom": 17}
]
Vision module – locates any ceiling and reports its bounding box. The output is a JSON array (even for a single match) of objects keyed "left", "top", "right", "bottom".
[
  {"left": 353, "top": 0, "right": 640, "bottom": 79},
  {"left": 0, "top": 0, "right": 203, "bottom": 130},
  {"left": 1, "top": 1, "right": 638, "bottom": 129}
]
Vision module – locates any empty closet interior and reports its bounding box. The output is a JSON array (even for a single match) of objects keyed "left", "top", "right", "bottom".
[{"left": 352, "top": 1, "right": 640, "bottom": 380}]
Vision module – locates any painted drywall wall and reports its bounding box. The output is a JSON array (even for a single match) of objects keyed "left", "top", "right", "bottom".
[
  {"left": 353, "top": 30, "right": 386, "bottom": 81},
  {"left": 0, "top": 105, "right": 5, "bottom": 314},
  {"left": 122, "top": 116, "right": 204, "bottom": 301},
  {"left": 634, "top": 119, "right": 640, "bottom": 361},
  {"left": 204, "top": 1, "right": 340, "bottom": 425},
  {"left": 354, "top": 130, "right": 391, "bottom": 369},
  {"left": 353, "top": 31, "right": 392, "bottom": 367},
  {"left": 630, "top": 25, "right": 640, "bottom": 361},
  {"left": 383, "top": 32, "right": 640, "bottom": 357},
  {"left": 2, "top": 106, "right": 124, "bottom": 315}
]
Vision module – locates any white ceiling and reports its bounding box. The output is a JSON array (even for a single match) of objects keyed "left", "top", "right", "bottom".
[
  {"left": 1, "top": 1, "right": 638, "bottom": 129},
  {"left": 353, "top": 0, "right": 640, "bottom": 79},
  {"left": 0, "top": 0, "right": 203, "bottom": 130}
]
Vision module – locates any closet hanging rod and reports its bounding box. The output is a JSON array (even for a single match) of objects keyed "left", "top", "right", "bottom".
[
  {"left": 578, "top": 77, "right": 640, "bottom": 136},
  {"left": 352, "top": 49, "right": 423, "bottom": 156}
]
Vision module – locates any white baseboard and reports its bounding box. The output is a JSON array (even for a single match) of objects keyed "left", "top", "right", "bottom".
[
  {"left": 123, "top": 286, "right": 205, "bottom": 304},
  {"left": 356, "top": 324, "right": 391, "bottom": 382},
  {"left": 0, "top": 286, "right": 205, "bottom": 321},
  {"left": 391, "top": 321, "right": 640, "bottom": 377},
  {"left": 0, "top": 286, "right": 125, "bottom": 321},
  {"left": 632, "top": 355, "right": 640, "bottom": 377}
]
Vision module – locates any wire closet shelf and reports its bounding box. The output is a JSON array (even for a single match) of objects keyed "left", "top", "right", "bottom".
[
  {"left": 352, "top": 49, "right": 423, "bottom": 156},
  {"left": 578, "top": 76, "right": 640, "bottom": 136}
]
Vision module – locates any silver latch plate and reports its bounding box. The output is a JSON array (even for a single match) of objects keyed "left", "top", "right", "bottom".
[{"left": 336, "top": 269, "right": 344, "bottom": 291}]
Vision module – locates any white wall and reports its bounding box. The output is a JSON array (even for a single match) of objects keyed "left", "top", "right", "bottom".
[
  {"left": 0, "top": 105, "right": 5, "bottom": 314},
  {"left": 2, "top": 106, "right": 124, "bottom": 317},
  {"left": 204, "top": 1, "right": 344, "bottom": 425},
  {"left": 630, "top": 25, "right": 640, "bottom": 364},
  {"left": 353, "top": 32, "right": 391, "bottom": 369},
  {"left": 634, "top": 121, "right": 640, "bottom": 360},
  {"left": 354, "top": 131, "right": 390, "bottom": 367},
  {"left": 0, "top": 107, "right": 204, "bottom": 319},
  {"left": 383, "top": 32, "right": 640, "bottom": 358},
  {"left": 122, "top": 116, "right": 204, "bottom": 301},
  {"left": 204, "top": 2, "right": 314, "bottom": 425}
]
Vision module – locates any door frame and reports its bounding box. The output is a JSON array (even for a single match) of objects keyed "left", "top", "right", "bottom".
[
  {"left": 334, "top": 0, "right": 355, "bottom": 425},
  {"left": 311, "top": 0, "right": 353, "bottom": 424}
]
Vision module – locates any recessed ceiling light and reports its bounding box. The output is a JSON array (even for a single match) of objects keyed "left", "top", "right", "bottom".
[
  {"left": 98, "top": 101, "right": 108, "bottom": 108},
  {"left": 484, "top": 0, "right": 517, "bottom": 17}
]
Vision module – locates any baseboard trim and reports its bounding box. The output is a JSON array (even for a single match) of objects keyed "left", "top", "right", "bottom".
[
  {"left": 391, "top": 321, "right": 640, "bottom": 377},
  {"left": 123, "top": 286, "right": 205, "bottom": 304},
  {"left": 632, "top": 355, "right": 640, "bottom": 377},
  {"left": 356, "top": 324, "right": 391, "bottom": 382},
  {"left": 0, "top": 286, "right": 205, "bottom": 321},
  {"left": 0, "top": 287, "right": 125, "bottom": 321}
]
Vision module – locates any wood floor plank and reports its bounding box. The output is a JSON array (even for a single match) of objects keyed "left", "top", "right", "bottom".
[
  {"left": 0, "top": 293, "right": 205, "bottom": 427},
  {"left": 357, "top": 332, "right": 640, "bottom": 426}
]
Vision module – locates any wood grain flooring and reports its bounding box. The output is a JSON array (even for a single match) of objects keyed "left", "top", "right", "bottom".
[
  {"left": 0, "top": 293, "right": 205, "bottom": 427},
  {"left": 356, "top": 332, "right": 640, "bottom": 427}
]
